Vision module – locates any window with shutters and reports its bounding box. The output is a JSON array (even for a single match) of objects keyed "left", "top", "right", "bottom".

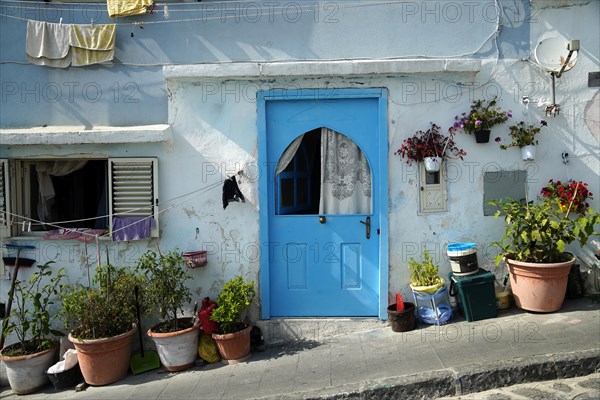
[
  {"left": 0, "top": 158, "right": 158, "bottom": 238},
  {"left": 418, "top": 162, "right": 447, "bottom": 213},
  {"left": 0, "top": 160, "right": 10, "bottom": 239}
]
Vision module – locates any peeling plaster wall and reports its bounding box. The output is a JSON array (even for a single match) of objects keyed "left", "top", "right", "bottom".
[{"left": 0, "top": 0, "right": 599, "bottom": 327}]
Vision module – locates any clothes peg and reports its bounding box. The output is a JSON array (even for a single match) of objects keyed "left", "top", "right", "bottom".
[
  {"left": 59, "top": 17, "right": 63, "bottom": 26},
  {"left": 163, "top": 4, "right": 169, "bottom": 19},
  {"left": 90, "top": 18, "right": 94, "bottom": 28}
]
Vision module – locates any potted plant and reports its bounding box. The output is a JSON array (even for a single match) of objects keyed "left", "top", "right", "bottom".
[
  {"left": 492, "top": 188, "right": 600, "bottom": 312},
  {"left": 395, "top": 123, "right": 466, "bottom": 172},
  {"left": 61, "top": 262, "right": 142, "bottom": 385},
  {"left": 408, "top": 250, "right": 444, "bottom": 294},
  {"left": 138, "top": 248, "right": 199, "bottom": 372},
  {"left": 210, "top": 276, "right": 255, "bottom": 363},
  {"left": 540, "top": 179, "right": 594, "bottom": 214},
  {"left": 497, "top": 120, "right": 547, "bottom": 160},
  {"left": 407, "top": 251, "right": 452, "bottom": 324},
  {"left": 0, "top": 262, "right": 64, "bottom": 394},
  {"left": 452, "top": 97, "right": 511, "bottom": 143}
]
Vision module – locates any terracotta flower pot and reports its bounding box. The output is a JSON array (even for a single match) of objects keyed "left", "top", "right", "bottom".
[
  {"left": 0, "top": 343, "right": 57, "bottom": 394},
  {"left": 69, "top": 324, "right": 137, "bottom": 386},
  {"left": 212, "top": 325, "right": 252, "bottom": 362},
  {"left": 147, "top": 317, "right": 200, "bottom": 372},
  {"left": 505, "top": 255, "right": 575, "bottom": 313}
]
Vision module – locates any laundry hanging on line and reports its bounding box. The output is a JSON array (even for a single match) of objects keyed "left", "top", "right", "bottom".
[
  {"left": 112, "top": 217, "right": 155, "bottom": 241},
  {"left": 222, "top": 176, "right": 245, "bottom": 209},
  {"left": 26, "top": 20, "right": 116, "bottom": 68},
  {"left": 107, "top": 0, "right": 154, "bottom": 18}
]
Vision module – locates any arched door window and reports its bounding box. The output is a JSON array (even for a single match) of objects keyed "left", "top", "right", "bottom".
[{"left": 275, "top": 127, "right": 371, "bottom": 215}]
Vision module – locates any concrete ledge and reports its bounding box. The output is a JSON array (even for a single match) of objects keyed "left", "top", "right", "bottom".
[
  {"left": 164, "top": 59, "right": 481, "bottom": 80},
  {"left": 255, "top": 349, "right": 600, "bottom": 400},
  {"left": 0, "top": 124, "right": 172, "bottom": 145}
]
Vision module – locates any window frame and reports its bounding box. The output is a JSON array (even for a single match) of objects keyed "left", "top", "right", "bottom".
[{"left": 1, "top": 157, "right": 159, "bottom": 239}]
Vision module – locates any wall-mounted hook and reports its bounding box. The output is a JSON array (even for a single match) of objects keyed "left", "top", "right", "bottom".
[
  {"left": 195, "top": 227, "right": 199, "bottom": 240},
  {"left": 561, "top": 152, "right": 569, "bottom": 165}
]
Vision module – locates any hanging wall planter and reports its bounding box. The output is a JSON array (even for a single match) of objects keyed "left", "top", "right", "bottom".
[
  {"left": 474, "top": 129, "right": 491, "bottom": 143},
  {"left": 423, "top": 157, "right": 442, "bottom": 172},
  {"left": 521, "top": 145, "right": 536, "bottom": 161}
]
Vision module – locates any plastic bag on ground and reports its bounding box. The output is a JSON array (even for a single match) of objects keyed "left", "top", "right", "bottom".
[
  {"left": 198, "top": 331, "right": 221, "bottom": 363},
  {"left": 47, "top": 349, "right": 78, "bottom": 373}
]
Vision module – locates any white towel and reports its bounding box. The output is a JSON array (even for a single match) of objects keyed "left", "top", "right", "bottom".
[{"left": 26, "top": 20, "right": 71, "bottom": 68}]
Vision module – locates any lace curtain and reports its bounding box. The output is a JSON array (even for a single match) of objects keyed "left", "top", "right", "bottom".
[
  {"left": 36, "top": 160, "right": 88, "bottom": 222},
  {"left": 319, "top": 127, "right": 372, "bottom": 214}
]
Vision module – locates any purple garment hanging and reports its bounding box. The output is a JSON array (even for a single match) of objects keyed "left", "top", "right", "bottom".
[{"left": 112, "top": 217, "right": 155, "bottom": 241}]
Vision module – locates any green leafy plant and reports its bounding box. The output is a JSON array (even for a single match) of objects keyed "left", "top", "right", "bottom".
[
  {"left": 407, "top": 251, "right": 442, "bottom": 287},
  {"left": 211, "top": 276, "right": 255, "bottom": 334},
  {"left": 1, "top": 262, "right": 65, "bottom": 357},
  {"left": 136, "top": 248, "right": 192, "bottom": 333},
  {"left": 491, "top": 198, "right": 600, "bottom": 264},
  {"left": 61, "top": 263, "right": 143, "bottom": 340},
  {"left": 451, "top": 97, "right": 511, "bottom": 133},
  {"left": 497, "top": 120, "right": 547, "bottom": 149}
]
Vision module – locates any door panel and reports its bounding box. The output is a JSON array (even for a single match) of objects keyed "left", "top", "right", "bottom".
[{"left": 266, "top": 97, "right": 380, "bottom": 317}]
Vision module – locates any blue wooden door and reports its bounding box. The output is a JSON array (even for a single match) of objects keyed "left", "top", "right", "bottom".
[{"left": 265, "top": 95, "right": 382, "bottom": 317}]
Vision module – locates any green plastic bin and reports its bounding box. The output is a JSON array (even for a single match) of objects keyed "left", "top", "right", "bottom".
[{"left": 449, "top": 268, "right": 497, "bottom": 322}]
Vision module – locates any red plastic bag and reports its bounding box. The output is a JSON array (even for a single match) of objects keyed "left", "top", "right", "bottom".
[{"left": 199, "top": 297, "right": 219, "bottom": 334}]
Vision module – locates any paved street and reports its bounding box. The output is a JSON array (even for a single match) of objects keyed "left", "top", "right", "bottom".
[{"left": 1, "top": 297, "right": 599, "bottom": 399}]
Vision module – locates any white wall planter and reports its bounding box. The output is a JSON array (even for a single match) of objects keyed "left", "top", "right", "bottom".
[
  {"left": 423, "top": 157, "right": 442, "bottom": 172},
  {"left": 521, "top": 145, "right": 536, "bottom": 161}
]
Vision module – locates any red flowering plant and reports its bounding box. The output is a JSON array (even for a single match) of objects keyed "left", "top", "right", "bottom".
[
  {"left": 395, "top": 123, "right": 466, "bottom": 165},
  {"left": 540, "top": 179, "right": 594, "bottom": 214}
]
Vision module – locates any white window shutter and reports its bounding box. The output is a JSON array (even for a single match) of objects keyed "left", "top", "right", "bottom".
[
  {"left": 108, "top": 158, "right": 159, "bottom": 238},
  {"left": 419, "top": 163, "right": 447, "bottom": 213},
  {"left": 0, "top": 159, "right": 11, "bottom": 239}
]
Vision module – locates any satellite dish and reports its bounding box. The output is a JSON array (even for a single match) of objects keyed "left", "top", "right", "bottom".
[{"left": 535, "top": 37, "right": 578, "bottom": 73}]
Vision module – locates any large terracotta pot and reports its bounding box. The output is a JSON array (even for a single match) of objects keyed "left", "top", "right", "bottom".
[
  {"left": 505, "top": 255, "right": 575, "bottom": 312},
  {"left": 0, "top": 343, "right": 57, "bottom": 394},
  {"left": 147, "top": 317, "right": 200, "bottom": 372},
  {"left": 212, "top": 325, "right": 252, "bottom": 362},
  {"left": 69, "top": 324, "right": 136, "bottom": 386}
]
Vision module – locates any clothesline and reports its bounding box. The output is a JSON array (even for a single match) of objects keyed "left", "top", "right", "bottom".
[{"left": 3, "top": 179, "right": 225, "bottom": 240}]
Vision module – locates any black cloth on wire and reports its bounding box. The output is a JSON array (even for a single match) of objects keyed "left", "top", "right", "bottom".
[{"left": 222, "top": 176, "right": 245, "bottom": 209}]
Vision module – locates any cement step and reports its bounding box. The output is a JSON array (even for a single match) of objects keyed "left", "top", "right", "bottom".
[{"left": 255, "top": 318, "right": 387, "bottom": 345}]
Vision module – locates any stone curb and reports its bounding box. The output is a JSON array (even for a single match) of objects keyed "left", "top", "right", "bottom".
[{"left": 254, "top": 349, "right": 600, "bottom": 400}]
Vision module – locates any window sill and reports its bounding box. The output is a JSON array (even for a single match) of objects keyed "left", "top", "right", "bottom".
[{"left": 0, "top": 124, "right": 172, "bottom": 146}]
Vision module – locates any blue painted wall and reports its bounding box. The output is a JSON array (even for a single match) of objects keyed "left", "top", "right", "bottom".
[{"left": 0, "top": 0, "right": 530, "bottom": 128}]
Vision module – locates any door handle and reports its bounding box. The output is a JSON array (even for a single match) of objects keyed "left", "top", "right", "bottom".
[{"left": 360, "top": 216, "right": 371, "bottom": 239}]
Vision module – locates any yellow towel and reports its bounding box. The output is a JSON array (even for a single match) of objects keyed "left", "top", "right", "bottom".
[
  {"left": 107, "top": 0, "right": 153, "bottom": 19},
  {"left": 70, "top": 24, "right": 116, "bottom": 66}
]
